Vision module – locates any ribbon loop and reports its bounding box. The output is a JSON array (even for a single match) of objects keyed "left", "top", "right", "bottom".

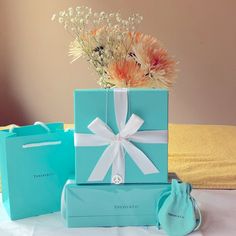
[
  {"left": 119, "top": 114, "right": 144, "bottom": 138},
  {"left": 88, "top": 117, "right": 115, "bottom": 140}
]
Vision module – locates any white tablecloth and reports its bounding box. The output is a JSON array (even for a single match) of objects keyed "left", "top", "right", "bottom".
[{"left": 0, "top": 190, "right": 236, "bottom": 236}]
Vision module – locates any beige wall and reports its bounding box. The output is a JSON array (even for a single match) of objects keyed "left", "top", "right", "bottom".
[{"left": 0, "top": 0, "right": 236, "bottom": 126}]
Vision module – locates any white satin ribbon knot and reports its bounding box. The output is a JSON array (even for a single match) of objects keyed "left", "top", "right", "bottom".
[{"left": 74, "top": 88, "right": 168, "bottom": 183}]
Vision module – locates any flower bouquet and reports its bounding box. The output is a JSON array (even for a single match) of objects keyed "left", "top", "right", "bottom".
[{"left": 52, "top": 6, "right": 177, "bottom": 88}]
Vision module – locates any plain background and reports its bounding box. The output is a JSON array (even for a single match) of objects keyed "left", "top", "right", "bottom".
[{"left": 0, "top": 0, "right": 235, "bottom": 126}]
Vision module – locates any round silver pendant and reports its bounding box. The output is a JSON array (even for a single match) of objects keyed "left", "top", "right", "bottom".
[{"left": 112, "top": 174, "right": 123, "bottom": 184}]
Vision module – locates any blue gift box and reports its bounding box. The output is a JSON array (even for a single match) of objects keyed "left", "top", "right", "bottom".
[
  {"left": 74, "top": 88, "right": 168, "bottom": 184},
  {"left": 62, "top": 181, "right": 171, "bottom": 227},
  {"left": 0, "top": 123, "right": 75, "bottom": 220}
]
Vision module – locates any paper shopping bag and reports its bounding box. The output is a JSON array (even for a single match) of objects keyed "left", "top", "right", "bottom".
[{"left": 0, "top": 122, "right": 74, "bottom": 220}]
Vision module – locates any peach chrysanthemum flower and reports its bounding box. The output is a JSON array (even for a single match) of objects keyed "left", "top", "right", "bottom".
[
  {"left": 107, "top": 60, "right": 151, "bottom": 88},
  {"left": 130, "top": 32, "right": 176, "bottom": 88}
]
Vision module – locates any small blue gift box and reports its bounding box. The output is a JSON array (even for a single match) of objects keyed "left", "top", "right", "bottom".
[
  {"left": 0, "top": 122, "right": 75, "bottom": 220},
  {"left": 74, "top": 88, "right": 168, "bottom": 184},
  {"left": 62, "top": 181, "right": 171, "bottom": 227}
]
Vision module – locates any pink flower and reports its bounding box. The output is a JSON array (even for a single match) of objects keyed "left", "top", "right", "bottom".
[
  {"left": 107, "top": 59, "right": 151, "bottom": 87},
  {"left": 131, "top": 32, "right": 176, "bottom": 88}
]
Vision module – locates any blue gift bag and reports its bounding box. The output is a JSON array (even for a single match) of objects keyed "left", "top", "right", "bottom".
[{"left": 0, "top": 122, "right": 75, "bottom": 220}]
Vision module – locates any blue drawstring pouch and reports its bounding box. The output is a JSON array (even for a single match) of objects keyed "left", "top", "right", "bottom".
[{"left": 156, "top": 179, "right": 202, "bottom": 236}]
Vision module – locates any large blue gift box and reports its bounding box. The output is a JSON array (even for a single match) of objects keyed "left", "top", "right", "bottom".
[
  {"left": 0, "top": 123, "right": 75, "bottom": 220},
  {"left": 74, "top": 88, "right": 168, "bottom": 184},
  {"left": 62, "top": 181, "right": 171, "bottom": 227}
]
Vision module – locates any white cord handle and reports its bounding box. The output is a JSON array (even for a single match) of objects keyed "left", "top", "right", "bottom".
[
  {"left": 9, "top": 124, "right": 20, "bottom": 133},
  {"left": 9, "top": 122, "right": 50, "bottom": 133},
  {"left": 34, "top": 121, "right": 50, "bottom": 132}
]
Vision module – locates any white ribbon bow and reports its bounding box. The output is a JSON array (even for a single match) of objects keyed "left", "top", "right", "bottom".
[{"left": 74, "top": 88, "right": 168, "bottom": 183}]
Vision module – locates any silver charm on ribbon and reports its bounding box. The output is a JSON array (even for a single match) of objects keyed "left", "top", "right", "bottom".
[{"left": 74, "top": 88, "right": 168, "bottom": 183}]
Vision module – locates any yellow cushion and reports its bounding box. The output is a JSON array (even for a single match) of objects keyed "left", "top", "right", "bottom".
[
  {"left": 169, "top": 124, "right": 236, "bottom": 189},
  {"left": 0, "top": 124, "right": 236, "bottom": 190}
]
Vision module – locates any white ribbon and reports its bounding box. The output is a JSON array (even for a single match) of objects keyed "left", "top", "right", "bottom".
[{"left": 74, "top": 88, "right": 168, "bottom": 183}]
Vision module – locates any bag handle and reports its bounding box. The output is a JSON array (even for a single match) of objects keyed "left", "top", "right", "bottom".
[
  {"left": 9, "top": 121, "right": 50, "bottom": 133},
  {"left": 9, "top": 124, "right": 20, "bottom": 133},
  {"left": 34, "top": 121, "right": 50, "bottom": 132}
]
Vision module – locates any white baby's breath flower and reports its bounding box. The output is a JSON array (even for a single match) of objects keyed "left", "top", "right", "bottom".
[
  {"left": 51, "top": 14, "right": 56, "bottom": 21},
  {"left": 116, "top": 17, "right": 121, "bottom": 22},
  {"left": 122, "top": 32, "right": 126, "bottom": 37},
  {"left": 68, "top": 8, "right": 73, "bottom": 16},
  {"left": 59, "top": 11, "right": 65, "bottom": 16},
  {"left": 58, "top": 17, "right": 64, "bottom": 24}
]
